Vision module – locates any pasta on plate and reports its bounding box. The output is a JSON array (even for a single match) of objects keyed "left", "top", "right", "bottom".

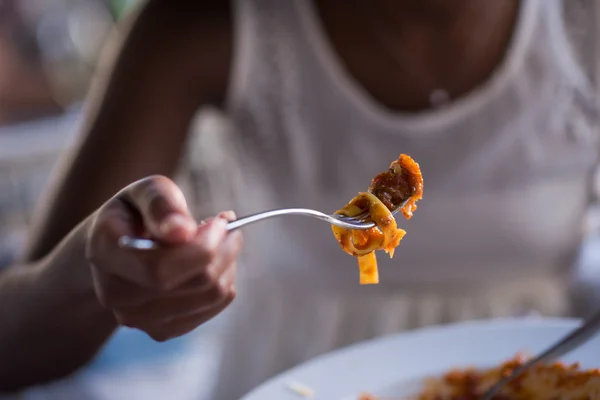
[
  {"left": 359, "top": 353, "right": 600, "bottom": 400},
  {"left": 332, "top": 154, "right": 423, "bottom": 284}
]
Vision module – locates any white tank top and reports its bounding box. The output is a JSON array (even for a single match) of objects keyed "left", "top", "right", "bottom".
[
  {"left": 184, "top": 0, "right": 600, "bottom": 289},
  {"left": 180, "top": 2, "right": 600, "bottom": 398}
]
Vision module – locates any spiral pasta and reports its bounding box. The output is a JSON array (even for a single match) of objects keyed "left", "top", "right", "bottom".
[{"left": 332, "top": 154, "right": 423, "bottom": 284}]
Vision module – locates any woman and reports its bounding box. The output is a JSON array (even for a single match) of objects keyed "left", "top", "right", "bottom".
[{"left": 22, "top": 0, "right": 600, "bottom": 399}]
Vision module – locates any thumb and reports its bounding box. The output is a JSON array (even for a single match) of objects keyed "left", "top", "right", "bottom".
[{"left": 119, "top": 175, "right": 197, "bottom": 244}]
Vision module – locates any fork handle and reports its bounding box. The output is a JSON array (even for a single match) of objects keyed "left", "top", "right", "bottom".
[
  {"left": 118, "top": 208, "right": 337, "bottom": 251},
  {"left": 118, "top": 214, "right": 252, "bottom": 251},
  {"left": 225, "top": 208, "right": 318, "bottom": 230}
]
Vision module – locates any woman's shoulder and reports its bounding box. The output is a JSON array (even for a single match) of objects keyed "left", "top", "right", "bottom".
[{"left": 126, "top": 0, "right": 234, "bottom": 106}]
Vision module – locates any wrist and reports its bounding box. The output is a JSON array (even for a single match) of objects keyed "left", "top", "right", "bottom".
[{"left": 38, "top": 218, "right": 116, "bottom": 324}]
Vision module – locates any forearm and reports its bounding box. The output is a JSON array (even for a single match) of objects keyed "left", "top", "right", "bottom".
[
  {"left": 0, "top": 222, "right": 117, "bottom": 393},
  {"left": 23, "top": 0, "right": 229, "bottom": 262}
]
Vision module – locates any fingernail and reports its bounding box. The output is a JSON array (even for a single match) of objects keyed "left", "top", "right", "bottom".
[
  {"left": 160, "top": 214, "right": 196, "bottom": 237},
  {"left": 220, "top": 210, "right": 237, "bottom": 221},
  {"left": 199, "top": 217, "right": 213, "bottom": 226}
]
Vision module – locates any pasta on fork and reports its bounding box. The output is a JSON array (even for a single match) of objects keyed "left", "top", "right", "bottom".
[{"left": 332, "top": 154, "right": 423, "bottom": 284}]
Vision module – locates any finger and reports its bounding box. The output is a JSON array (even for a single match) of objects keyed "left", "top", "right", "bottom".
[
  {"left": 146, "top": 296, "right": 235, "bottom": 342},
  {"left": 106, "top": 216, "right": 230, "bottom": 291},
  {"left": 203, "top": 231, "right": 242, "bottom": 285},
  {"left": 165, "top": 228, "right": 242, "bottom": 290},
  {"left": 118, "top": 175, "right": 197, "bottom": 244},
  {"left": 199, "top": 210, "right": 236, "bottom": 227},
  {"left": 217, "top": 210, "right": 236, "bottom": 222},
  {"left": 92, "top": 266, "right": 230, "bottom": 309},
  {"left": 86, "top": 199, "right": 145, "bottom": 280},
  {"left": 139, "top": 217, "right": 230, "bottom": 290},
  {"left": 114, "top": 278, "right": 235, "bottom": 329},
  {"left": 91, "top": 268, "right": 156, "bottom": 308},
  {"left": 111, "top": 237, "right": 239, "bottom": 326},
  {"left": 163, "top": 262, "right": 236, "bottom": 319},
  {"left": 89, "top": 209, "right": 235, "bottom": 302}
]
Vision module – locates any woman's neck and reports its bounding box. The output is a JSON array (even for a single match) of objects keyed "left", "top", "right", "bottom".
[
  {"left": 314, "top": 0, "right": 521, "bottom": 111},
  {"left": 368, "top": 0, "right": 485, "bottom": 25},
  {"left": 364, "top": 0, "right": 518, "bottom": 43}
]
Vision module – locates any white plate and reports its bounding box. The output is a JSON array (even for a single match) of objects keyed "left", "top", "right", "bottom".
[{"left": 240, "top": 317, "right": 597, "bottom": 400}]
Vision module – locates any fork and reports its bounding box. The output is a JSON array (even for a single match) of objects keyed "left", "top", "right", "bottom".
[
  {"left": 118, "top": 199, "right": 409, "bottom": 251},
  {"left": 481, "top": 309, "right": 600, "bottom": 400}
]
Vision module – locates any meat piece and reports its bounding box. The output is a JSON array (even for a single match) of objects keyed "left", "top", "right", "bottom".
[{"left": 369, "top": 154, "right": 423, "bottom": 219}]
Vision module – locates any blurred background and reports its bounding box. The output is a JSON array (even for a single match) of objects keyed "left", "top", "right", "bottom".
[{"left": 0, "top": 0, "right": 137, "bottom": 267}]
